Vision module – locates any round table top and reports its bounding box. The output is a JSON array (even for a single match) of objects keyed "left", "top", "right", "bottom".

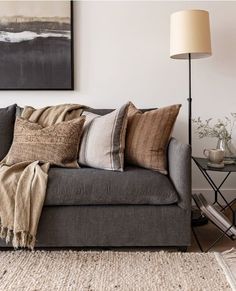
[{"left": 193, "top": 157, "right": 236, "bottom": 172}]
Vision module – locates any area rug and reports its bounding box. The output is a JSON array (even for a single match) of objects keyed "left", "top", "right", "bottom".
[
  {"left": 0, "top": 250, "right": 234, "bottom": 291},
  {"left": 215, "top": 248, "right": 236, "bottom": 291}
]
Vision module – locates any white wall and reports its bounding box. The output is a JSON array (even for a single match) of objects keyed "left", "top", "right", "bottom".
[{"left": 0, "top": 1, "right": 236, "bottom": 194}]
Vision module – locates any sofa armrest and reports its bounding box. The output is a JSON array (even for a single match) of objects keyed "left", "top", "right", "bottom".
[{"left": 167, "top": 138, "right": 191, "bottom": 209}]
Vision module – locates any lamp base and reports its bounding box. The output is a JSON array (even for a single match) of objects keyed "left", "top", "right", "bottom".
[{"left": 191, "top": 208, "right": 208, "bottom": 226}]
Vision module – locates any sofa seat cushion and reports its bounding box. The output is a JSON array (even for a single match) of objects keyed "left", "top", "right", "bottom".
[{"left": 45, "top": 166, "right": 179, "bottom": 206}]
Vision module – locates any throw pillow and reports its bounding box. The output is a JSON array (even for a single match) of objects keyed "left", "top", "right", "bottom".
[
  {"left": 79, "top": 103, "right": 130, "bottom": 171},
  {"left": 125, "top": 102, "right": 181, "bottom": 174},
  {"left": 0, "top": 104, "right": 16, "bottom": 161},
  {"left": 6, "top": 116, "right": 85, "bottom": 168}
]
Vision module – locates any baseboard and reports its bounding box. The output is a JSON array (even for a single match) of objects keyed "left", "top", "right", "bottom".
[{"left": 192, "top": 189, "right": 235, "bottom": 205}]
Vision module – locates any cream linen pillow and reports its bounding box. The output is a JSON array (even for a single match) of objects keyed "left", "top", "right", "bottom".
[{"left": 79, "top": 103, "right": 130, "bottom": 171}]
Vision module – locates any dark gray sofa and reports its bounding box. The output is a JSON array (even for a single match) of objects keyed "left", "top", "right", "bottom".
[{"left": 0, "top": 106, "right": 191, "bottom": 249}]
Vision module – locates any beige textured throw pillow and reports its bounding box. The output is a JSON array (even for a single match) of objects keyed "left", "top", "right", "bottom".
[
  {"left": 6, "top": 117, "right": 85, "bottom": 168},
  {"left": 125, "top": 103, "right": 181, "bottom": 174},
  {"left": 79, "top": 103, "right": 130, "bottom": 171}
]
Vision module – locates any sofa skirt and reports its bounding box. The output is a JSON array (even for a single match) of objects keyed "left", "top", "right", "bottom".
[{"left": 0, "top": 205, "right": 191, "bottom": 248}]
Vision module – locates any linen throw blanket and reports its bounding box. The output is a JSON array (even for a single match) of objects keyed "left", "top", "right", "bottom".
[{"left": 0, "top": 104, "right": 84, "bottom": 249}]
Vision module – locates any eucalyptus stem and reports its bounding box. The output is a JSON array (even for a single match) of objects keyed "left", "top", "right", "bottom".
[{"left": 192, "top": 113, "right": 236, "bottom": 141}]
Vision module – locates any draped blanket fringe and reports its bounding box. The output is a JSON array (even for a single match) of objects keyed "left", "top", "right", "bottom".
[{"left": 0, "top": 223, "right": 35, "bottom": 250}]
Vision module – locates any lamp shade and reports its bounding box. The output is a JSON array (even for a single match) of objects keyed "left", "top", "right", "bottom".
[{"left": 170, "top": 10, "right": 212, "bottom": 59}]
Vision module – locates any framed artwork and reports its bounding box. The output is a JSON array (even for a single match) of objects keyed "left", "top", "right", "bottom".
[{"left": 0, "top": 1, "right": 73, "bottom": 90}]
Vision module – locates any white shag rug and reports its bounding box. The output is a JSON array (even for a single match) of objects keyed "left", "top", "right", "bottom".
[{"left": 0, "top": 250, "right": 235, "bottom": 291}]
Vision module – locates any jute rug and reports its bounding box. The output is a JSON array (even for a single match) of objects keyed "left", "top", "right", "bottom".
[{"left": 0, "top": 250, "right": 235, "bottom": 291}]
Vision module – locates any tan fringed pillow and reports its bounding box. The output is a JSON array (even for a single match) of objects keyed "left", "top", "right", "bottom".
[
  {"left": 6, "top": 117, "right": 85, "bottom": 168},
  {"left": 125, "top": 103, "right": 181, "bottom": 174}
]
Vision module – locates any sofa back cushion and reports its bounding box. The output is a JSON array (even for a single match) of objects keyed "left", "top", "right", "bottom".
[
  {"left": 79, "top": 103, "right": 130, "bottom": 171},
  {"left": 125, "top": 103, "right": 181, "bottom": 174},
  {"left": 85, "top": 109, "right": 114, "bottom": 116},
  {"left": 86, "top": 108, "right": 154, "bottom": 116},
  {"left": 6, "top": 116, "right": 85, "bottom": 168},
  {"left": 0, "top": 104, "right": 16, "bottom": 161}
]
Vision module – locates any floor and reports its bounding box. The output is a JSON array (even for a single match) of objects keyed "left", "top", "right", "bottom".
[{"left": 189, "top": 220, "right": 236, "bottom": 252}]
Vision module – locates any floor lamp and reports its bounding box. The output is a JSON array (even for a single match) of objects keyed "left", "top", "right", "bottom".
[
  {"left": 170, "top": 10, "right": 212, "bottom": 147},
  {"left": 170, "top": 10, "right": 212, "bottom": 225}
]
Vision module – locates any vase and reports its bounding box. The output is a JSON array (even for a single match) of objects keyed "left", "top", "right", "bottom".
[{"left": 216, "top": 139, "right": 234, "bottom": 159}]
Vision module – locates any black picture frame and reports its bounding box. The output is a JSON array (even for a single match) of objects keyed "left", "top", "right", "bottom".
[{"left": 0, "top": 1, "right": 74, "bottom": 90}]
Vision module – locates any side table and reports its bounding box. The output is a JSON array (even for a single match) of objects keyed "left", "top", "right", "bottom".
[
  {"left": 192, "top": 157, "right": 236, "bottom": 251},
  {"left": 193, "top": 157, "right": 236, "bottom": 224}
]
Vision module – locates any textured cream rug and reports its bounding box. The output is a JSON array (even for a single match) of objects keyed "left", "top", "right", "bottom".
[{"left": 0, "top": 250, "right": 234, "bottom": 291}]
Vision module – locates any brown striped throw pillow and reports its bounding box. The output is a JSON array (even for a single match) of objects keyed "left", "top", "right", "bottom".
[
  {"left": 125, "top": 103, "right": 181, "bottom": 174},
  {"left": 79, "top": 103, "right": 130, "bottom": 171},
  {"left": 6, "top": 116, "right": 85, "bottom": 168}
]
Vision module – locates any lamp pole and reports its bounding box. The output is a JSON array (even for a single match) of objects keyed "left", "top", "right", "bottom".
[{"left": 188, "top": 53, "right": 192, "bottom": 147}]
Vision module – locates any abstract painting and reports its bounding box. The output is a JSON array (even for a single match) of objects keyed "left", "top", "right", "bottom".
[{"left": 0, "top": 1, "right": 73, "bottom": 90}]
